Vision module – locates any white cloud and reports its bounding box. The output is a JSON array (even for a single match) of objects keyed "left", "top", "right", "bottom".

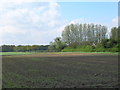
[
  {"left": 1, "top": 0, "right": 118, "bottom": 3},
  {"left": 37, "top": 6, "right": 46, "bottom": 11},
  {"left": 112, "top": 17, "right": 118, "bottom": 23},
  {"left": 0, "top": 0, "right": 56, "bottom": 4},
  {"left": 0, "top": 26, "right": 25, "bottom": 34},
  {"left": 112, "top": 16, "right": 120, "bottom": 27},
  {"left": 0, "top": 1, "right": 62, "bottom": 45}
]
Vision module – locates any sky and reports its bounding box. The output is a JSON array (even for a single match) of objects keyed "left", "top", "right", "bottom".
[{"left": 0, "top": 0, "right": 119, "bottom": 45}]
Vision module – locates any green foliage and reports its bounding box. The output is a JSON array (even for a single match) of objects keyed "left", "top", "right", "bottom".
[
  {"left": 95, "top": 44, "right": 105, "bottom": 52},
  {"left": 62, "top": 46, "right": 77, "bottom": 52},
  {"left": 62, "top": 45, "right": 95, "bottom": 52},
  {"left": 101, "top": 39, "right": 117, "bottom": 48},
  {"left": 48, "top": 37, "right": 66, "bottom": 52},
  {"left": 62, "top": 43, "right": 119, "bottom": 52}
]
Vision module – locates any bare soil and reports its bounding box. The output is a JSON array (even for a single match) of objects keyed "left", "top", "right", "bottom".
[{"left": 2, "top": 53, "right": 118, "bottom": 88}]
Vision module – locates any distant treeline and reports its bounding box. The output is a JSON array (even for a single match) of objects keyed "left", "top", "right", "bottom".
[{"left": 0, "top": 45, "right": 49, "bottom": 52}]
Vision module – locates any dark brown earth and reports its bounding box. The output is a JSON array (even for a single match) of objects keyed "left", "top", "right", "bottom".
[{"left": 2, "top": 53, "right": 118, "bottom": 88}]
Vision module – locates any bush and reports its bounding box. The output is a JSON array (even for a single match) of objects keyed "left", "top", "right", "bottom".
[
  {"left": 110, "top": 47, "right": 118, "bottom": 52},
  {"left": 101, "top": 39, "right": 117, "bottom": 48},
  {"left": 62, "top": 42, "right": 119, "bottom": 52},
  {"left": 62, "top": 45, "right": 95, "bottom": 52},
  {"left": 62, "top": 46, "right": 74, "bottom": 52},
  {"left": 94, "top": 44, "right": 105, "bottom": 52},
  {"left": 49, "top": 37, "right": 66, "bottom": 52}
]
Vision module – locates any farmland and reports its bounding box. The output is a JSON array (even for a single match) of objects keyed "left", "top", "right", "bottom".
[{"left": 2, "top": 53, "right": 118, "bottom": 88}]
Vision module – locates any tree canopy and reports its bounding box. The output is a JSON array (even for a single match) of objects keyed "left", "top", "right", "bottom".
[
  {"left": 62, "top": 23, "right": 107, "bottom": 46},
  {"left": 48, "top": 37, "right": 66, "bottom": 52}
]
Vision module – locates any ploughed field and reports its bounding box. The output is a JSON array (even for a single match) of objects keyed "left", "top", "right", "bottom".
[{"left": 2, "top": 53, "right": 118, "bottom": 88}]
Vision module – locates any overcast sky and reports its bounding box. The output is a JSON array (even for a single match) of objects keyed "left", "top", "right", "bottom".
[{"left": 0, "top": 0, "right": 118, "bottom": 45}]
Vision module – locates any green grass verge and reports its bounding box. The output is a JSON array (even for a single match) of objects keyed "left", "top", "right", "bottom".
[
  {"left": 0, "top": 52, "right": 35, "bottom": 55},
  {"left": 0, "top": 51, "right": 118, "bottom": 56},
  {"left": 0, "top": 52, "right": 62, "bottom": 56}
]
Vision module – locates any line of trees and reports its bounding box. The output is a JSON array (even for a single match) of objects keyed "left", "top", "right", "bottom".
[
  {"left": 62, "top": 23, "right": 107, "bottom": 46},
  {"left": 49, "top": 23, "right": 119, "bottom": 52},
  {"left": 0, "top": 45, "right": 49, "bottom": 52}
]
